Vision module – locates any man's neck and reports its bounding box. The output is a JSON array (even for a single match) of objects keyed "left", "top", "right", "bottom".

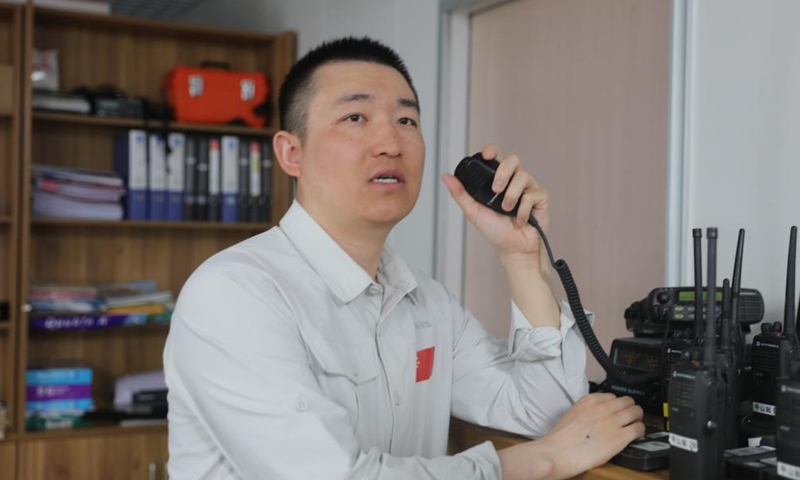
[{"left": 299, "top": 202, "right": 390, "bottom": 279}]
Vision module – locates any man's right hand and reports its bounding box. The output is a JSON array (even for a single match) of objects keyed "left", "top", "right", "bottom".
[{"left": 498, "top": 393, "right": 645, "bottom": 480}]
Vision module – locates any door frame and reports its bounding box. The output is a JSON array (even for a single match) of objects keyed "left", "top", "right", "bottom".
[{"left": 435, "top": 0, "right": 692, "bottom": 298}]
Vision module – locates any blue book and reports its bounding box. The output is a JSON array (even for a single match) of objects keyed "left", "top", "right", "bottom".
[
  {"left": 166, "top": 133, "right": 185, "bottom": 221},
  {"left": 221, "top": 136, "right": 239, "bottom": 222},
  {"left": 114, "top": 129, "right": 148, "bottom": 220},
  {"left": 148, "top": 134, "right": 167, "bottom": 221},
  {"left": 27, "top": 368, "right": 93, "bottom": 386},
  {"left": 26, "top": 398, "right": 95, "bottom": 412},
  {"left": 28, "top": 312, "right": 148, "bottom": 331}
]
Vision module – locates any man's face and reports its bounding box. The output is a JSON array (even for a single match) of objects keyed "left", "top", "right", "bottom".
[{"left": 293, "top": 61, "right": 425, "bottom": 231}]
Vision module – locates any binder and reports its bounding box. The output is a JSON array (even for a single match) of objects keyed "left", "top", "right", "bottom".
[
  {"left": 238, "top": 139, "right": 252, "bottom": 221},
  {"left": 195, "top": 136, "right": 209, "bottom": 221},
  {"left": 258, "top": 140, "right": 272, "bottom": 222},
  {"left": 248, "top": 140, "right": 261, "bottom": 222},
  {"left": 166, "top": 133, "right": 185, "bottom": 221},
  {"left": 183, "top": 136, "right": 197, "bottom": 221},
  {"left": 207, "top": 137, "right": 221, "bottom": 222},
  {"left": 114, "top": 129, "right": 148, "bottom": 220},
  {"left": 147, "top": 134, "right": 167, "bottom": 221},
  {"left": 220, "top": 135, "right": 239, "bottom": 223}
]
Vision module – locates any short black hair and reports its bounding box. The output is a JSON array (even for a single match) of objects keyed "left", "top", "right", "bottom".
[{"left": 278, "top": 36, "right": 419, "bottom": 139}]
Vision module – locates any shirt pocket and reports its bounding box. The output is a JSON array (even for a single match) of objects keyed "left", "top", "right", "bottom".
[{"left": 307, "top": 339, "right": 380, "bottom": 431}]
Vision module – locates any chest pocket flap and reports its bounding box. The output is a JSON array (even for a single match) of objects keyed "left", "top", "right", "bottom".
[{"left": 309, "top": 339, "right": 380, "bottom": 385}]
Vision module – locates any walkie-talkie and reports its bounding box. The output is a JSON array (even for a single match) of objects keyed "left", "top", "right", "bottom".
[
  {"left": 776, "top": 227, "right": 800, "bottom": 480},
  {"left": 668, "top": 227, "right": 727, "bottom": 480},
  {"left": 718, "top": 278, "right": 741, "bottom": 449},
  {"left": 777, "top": 377, "right": 800, "bottom": 479},
  {"left": 747, "top": 226, "right": 800, "bottom": 439},
  {"left": 660, "top": 229, "right": 705, "bottom": 428}
]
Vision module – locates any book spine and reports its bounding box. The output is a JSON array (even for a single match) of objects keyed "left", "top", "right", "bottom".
[
  {"left": 166, "top": 133, "right": 185, "bottom": 221},
  {"left": 220, "top": 135, "right": 239, "bottom": 223},
  {"left": 27, "top": 384, "right": 92, "bottom": 401},
  {"left": 114, "top": 129, "right": 147, "bottom": 220},
  {"left": 148, "top": 134, "right": 167, "bottom": 221},
  {"left": 28, "top": 313, "right": 148, "bottom": 331},
  {"left": 183, "top": 135, "right": 197, "bottom": 220},
  {"left": 195, "top": 136, "right": 209, "bottom": 221},
  {"left": 238, "top": 139, "right": 251, "bottom": 221},
  {"left": 259, "top": 141, "right": 272, "bottom": 222},
  {"left": 248, "top": 140, "right": 261, "bottom": 222},
  {"left": 208, "top": 137, "right": 221, "bottom": 222},
  {"left": 26, "top": 398, "right": 95, "bottom": 412},
  {"left": 26, "top": 368, "right": 93, "bottom": 386}
]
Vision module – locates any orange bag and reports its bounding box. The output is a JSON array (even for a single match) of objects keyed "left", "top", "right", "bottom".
[{"left": 163, "top": 63, "right": 269, "bottom": 127}]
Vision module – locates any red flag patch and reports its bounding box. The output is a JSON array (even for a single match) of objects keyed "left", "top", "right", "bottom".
[{"left": 416, "top": 347, "right": 435, "bottom": 382}]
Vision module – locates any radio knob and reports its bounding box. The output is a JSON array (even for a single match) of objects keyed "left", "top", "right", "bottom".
[{"left": 657, "top": 292, "right": 671, "bottom": 304}]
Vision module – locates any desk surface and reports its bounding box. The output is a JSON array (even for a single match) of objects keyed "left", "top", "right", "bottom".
[{"left": 448, "top": 417, "right": 669, "bottom": 480}]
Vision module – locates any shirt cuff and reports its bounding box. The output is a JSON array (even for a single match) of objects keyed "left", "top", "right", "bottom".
[
  {"left": 507, "top": 299, "right": 594, "bottom": 362},
  {"left": 454, "top": 441, "right": 503, "bottom": 480}
]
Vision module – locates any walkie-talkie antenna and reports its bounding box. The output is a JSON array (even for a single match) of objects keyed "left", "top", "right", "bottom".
[
  {"left": 704, "top": 228, "right": 718, "bottom": 365},
  {"left": 693, "top": 228, "right": 704, "bottom": 344},
  {"left": 780, "top": 226, "right": 797, "bottom": 379},
  {"left": 784, "top": 226, "right": 797, "bottom": 340},
  {"left": 721, "top": 279, "right": 732, "bottom": 349},
  {"left": 731, "top": 229, "right": 745, "bottom": 347}
]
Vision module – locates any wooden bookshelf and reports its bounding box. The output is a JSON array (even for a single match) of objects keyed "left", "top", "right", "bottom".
[
  {"left": 0, "top": 2, "right": 21, "bottom": 455},
  {"left": 6, "top": 4, "right": 297, "bottom": 478}
]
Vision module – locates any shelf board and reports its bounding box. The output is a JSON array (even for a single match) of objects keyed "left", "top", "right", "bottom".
[
  {"left": 33, "top": 111, "right": 277, "bottom": 137},
  {"left": 0, "top": 323, "right": 10, "bottom": 332},
  {"left": 0, "top": 108, "right": 13, "bottom": 118},
  {"left": 31, "top": 218, "right": 273, "bottom": 232},
  {"left": 0, "top": 216, "right": 11, "bottom": 225},
  {"left": 19, "top": 422, "right": 167, "bottom": 441}
]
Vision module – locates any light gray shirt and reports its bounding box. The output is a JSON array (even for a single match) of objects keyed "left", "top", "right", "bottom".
[{"left": 164, "top": 201, "right": 590, "bottom": 480}]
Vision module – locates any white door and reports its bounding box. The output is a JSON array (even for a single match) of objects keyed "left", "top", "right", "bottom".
[{"left": 462, "top": 0, "right": 672, "bottom": 380}]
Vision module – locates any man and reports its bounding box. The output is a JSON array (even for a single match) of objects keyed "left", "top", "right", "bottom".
[{"left": 164, "top": 37, "right": 643, "bottom": 480}]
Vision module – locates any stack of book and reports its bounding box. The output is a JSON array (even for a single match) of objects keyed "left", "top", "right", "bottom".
[
  {"left": 31, "top": 164, "right": 125, "bottom": 220},
  {"left": 28, "top": 280, "right": 173, "bottom": 331},
  {"left": 25, "top": 366, "right": 95, "bottom": 431}
]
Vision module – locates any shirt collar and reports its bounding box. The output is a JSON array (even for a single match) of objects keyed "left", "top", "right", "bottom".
[{"left": 279, "top": 201, "right": 418, "bottom": 304}]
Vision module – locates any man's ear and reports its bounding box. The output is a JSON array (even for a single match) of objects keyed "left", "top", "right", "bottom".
[{"left": 273, "top": 130, "right": 303, "bottom": 179}]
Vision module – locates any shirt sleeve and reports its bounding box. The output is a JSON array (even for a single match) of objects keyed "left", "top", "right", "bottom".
[
  {"left": 164, "top": 268, "right": 503, "bottom": 480},
  {"left": 450, "top": 296, "right": 591, "bottom": 439}
]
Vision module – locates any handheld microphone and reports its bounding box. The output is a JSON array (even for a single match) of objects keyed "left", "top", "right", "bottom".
[
  {"left": 454, "top": 152, "right": 657, "bottom": 386},
  {"left": 668, "top": 227, "right": 727, "bottom": 480}
]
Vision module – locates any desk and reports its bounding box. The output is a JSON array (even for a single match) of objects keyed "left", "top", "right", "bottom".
[{"left": 448, "top": 417, "right": 669, "bottom": 480}]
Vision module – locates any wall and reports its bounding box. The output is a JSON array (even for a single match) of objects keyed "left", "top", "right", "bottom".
[
  {"left": 179, "top": 0, "right": 441, "bottom": 276},
  {"left": 680, "top": 0, "right": 800, "bottom": 323}
]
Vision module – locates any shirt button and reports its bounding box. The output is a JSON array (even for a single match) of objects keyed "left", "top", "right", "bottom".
[
  {"left": 295, "top": 396, "right": 309, "bottom": 412},
  {"left": 367, "top": 284, "right": 381, "bottom": 296},
  {"left": 393, "top": 392, "right": 402, "bottom": 406}
]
